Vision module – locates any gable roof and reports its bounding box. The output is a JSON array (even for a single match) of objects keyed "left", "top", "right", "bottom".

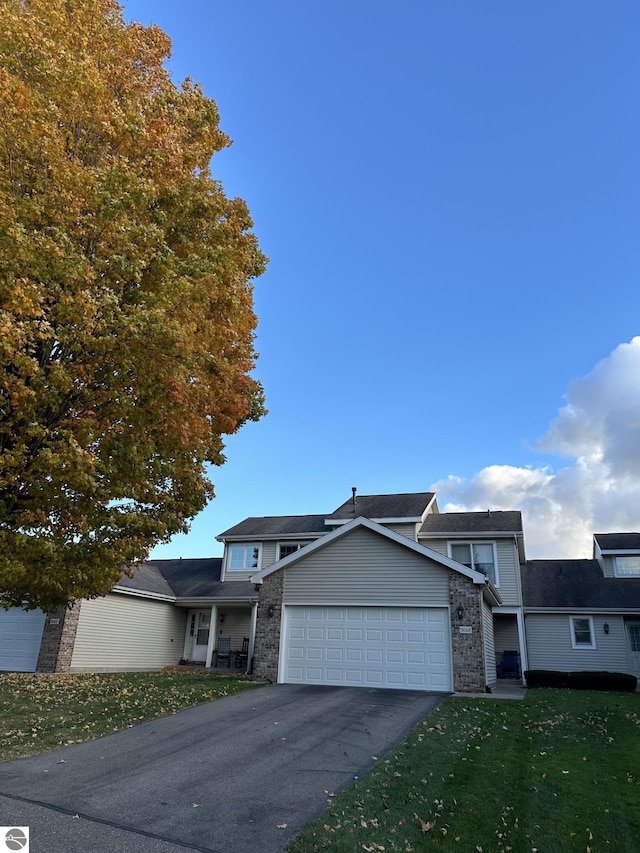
[
  {"left": 421, "top": 510, "right": 523, "bottom": 535},
  {"left": 250, "top": 515, "right": 501, "bottom": 605},
  {"left": 522, "top": 559, "right": 640, "bottom": 610},
  {"left": 326, "top": 492, "right": 436, "bottom": 523},
  {"left": 217, "top": 514, "right": 328, "bottom": 540},
  {"left": 594, "top": 533, "right": 640, "bottom": 552}
]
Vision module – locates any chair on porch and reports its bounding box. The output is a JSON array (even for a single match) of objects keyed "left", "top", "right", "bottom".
[
  {"left": 214, "top": 637, "right": 232, "bottom": 668},
  {"left": 234, "top": 637, "right": 249, "bottom": 670},
  {"left": 497, "top": 650, "right": 520, "bottom": 679}
]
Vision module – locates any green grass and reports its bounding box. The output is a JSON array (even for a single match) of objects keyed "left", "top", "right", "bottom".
[
  {"left": 0, "top": 670, "right": 260, "bottom": 760},
  {"left": 287, "top": 689, "right": 640, "bottom": 853}
]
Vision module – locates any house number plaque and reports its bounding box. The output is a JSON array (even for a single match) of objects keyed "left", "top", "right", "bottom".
[{"left": 459, "top": 626, "right": 472, "bottom": 634}]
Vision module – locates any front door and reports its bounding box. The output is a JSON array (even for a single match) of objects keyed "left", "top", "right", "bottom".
[
  {"left": 627, "top": 623, "right": 640, "bottom": 676},
  {"left": 191, "top": 611, "right": 211, "bottom": 662}
]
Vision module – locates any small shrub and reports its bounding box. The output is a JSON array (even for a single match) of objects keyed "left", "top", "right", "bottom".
[{"left": 525, "top": 669, "right": 637, "bottom": 692}]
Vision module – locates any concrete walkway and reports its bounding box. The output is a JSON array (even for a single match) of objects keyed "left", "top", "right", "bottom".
[
  {"left": 455, "top": 680, "right": 528, "bottom": 700},
  {"left": 0, "top": 684, "right": 444, "bottom": 853}
]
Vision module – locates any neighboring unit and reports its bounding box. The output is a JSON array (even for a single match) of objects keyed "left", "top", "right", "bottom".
[{"left": 2, "top": 491, "right": 639, "bottom": 693}]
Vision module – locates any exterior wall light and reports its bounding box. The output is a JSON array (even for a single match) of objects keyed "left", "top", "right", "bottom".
[
  {"left": 456, "top": 605, "right": 464, "bottom": 620},
  {"left": 603, "top": 622, "right": 610, "bottom": 634},
  {"left": 267, "top": 605, "right": 275, "bottom": 618}
]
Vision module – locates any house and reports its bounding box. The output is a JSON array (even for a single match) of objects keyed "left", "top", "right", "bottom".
[{"left": 1, "top": 490, "right": 639, "bottom": 693}]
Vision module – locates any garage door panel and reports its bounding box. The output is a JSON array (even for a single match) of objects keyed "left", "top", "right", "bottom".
[
  {"left": 282, "top": 606, "right": 451, "bottom": 692},
  {"left": 0, "top": 608, "right": 46, "bottom": 672}
]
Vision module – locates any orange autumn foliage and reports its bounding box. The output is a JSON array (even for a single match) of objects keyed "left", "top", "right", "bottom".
[{"left": 0, "top": 0, "right": 267, "bottom": 609}]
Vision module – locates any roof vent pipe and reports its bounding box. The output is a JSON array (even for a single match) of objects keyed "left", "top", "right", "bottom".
[{"left": 352, "top": 486, "right": 357, "bottom": 514}]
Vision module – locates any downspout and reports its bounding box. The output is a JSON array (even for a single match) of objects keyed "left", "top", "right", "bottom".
[
  {"left": 248, "top": 602, "right": 258, "bottom": 673},
  {"left": 205, "top": 604, "right": 218, "bottom": 668}
]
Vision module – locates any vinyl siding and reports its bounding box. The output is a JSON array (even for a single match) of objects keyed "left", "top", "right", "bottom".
[
  {"left": 381, "top": 522, "right": 418, "bottom": 541},
  {"left": 525, "top": 613, "right": 630, "bottom": 674},
  {"left": 261, "top": 541, "right": 278, "bottom": 567},
  {"left": 420, "top": 538, "right": 448, "bottom": 557},
  {"left": 284, "top": 527, "right": 450, "bottom": 605},
  {"left": 70, "top": 594, "right": 187, "bottom": 672},
  {"left": 215, "top": 608, "right": 252, "bottom": 651},
  {"left": 601, "top": 555, "right": 615, "bottom": 577},
  {"left": 483, "top": 600, "right": 497, "bottom": 686},
  {"left": 494, "top": 613, "right": 520, "bottom": 654},
  {"left": 419, "top": 538, "right": 521, "bottom": 603},
  {"left": 495, "top": 541, "right": 520, "bottom": 605}
]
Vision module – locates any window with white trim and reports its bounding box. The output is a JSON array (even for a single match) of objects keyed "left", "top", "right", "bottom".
[
  {"left": 570, "top": 616, "right": 596, "bottom": 649},
  {"left": 614, "top": 556, "right": 640, "bottom": 577},
  {"left": 449, "top": 542, "right": 498, "bottom": 586},
  {"left": 278, "top": 543, "right": 303, "bottom": 560},
  {"left": 227, "top": 543, "right": 261, "bottom": 571}
]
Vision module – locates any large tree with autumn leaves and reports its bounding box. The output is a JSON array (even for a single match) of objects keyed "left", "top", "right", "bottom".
[{"left": 0, "top": 0, "right": 266, "bottom": 610}]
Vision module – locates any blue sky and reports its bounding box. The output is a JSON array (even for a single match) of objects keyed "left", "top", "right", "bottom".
[{"left": 121, "top": 1, "right": 640, "bottom": 560}]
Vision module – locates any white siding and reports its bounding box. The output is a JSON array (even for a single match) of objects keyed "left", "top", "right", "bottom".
[
  {"left": 70, "top": 594, "right": 187, "bottom": 672},
  {"left": 525, "top": 613, "right": 630, "bottom": 674},
  {"left": 284, "top": 527, "right": 450, "bottom": 605},
  {"left": 483, "top": 600, "right": 497, "bottom": 686}
]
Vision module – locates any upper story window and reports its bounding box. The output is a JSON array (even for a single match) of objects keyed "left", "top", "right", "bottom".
[
  {"left": 279, "top": 543, "right": 303, "bottom": 560},
  {"left": 570, "top": 616, "right": 595, "bottom": 649},
  {"left": 449, "top": 542, "right": 498, "bottom": 586},
  {"left": 614, "top": 556, "right": 640, "bottom": 577},
  {"left": 227, "top": 543, "right": 261, "bottom": 572}
]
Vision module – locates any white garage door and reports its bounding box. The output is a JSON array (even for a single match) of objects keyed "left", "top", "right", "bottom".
[
  {"left": 0, "top": 607, "right": 46, "bottom": 672},
  {"left": 282, "top": 606, "right": 451, "bottom": 692}
]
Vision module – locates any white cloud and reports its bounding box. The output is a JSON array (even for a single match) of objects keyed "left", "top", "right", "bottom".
[{"left": 431, "top": 338, "right": 640, "bottom": 559}]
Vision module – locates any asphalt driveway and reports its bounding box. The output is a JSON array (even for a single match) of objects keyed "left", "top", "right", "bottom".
[{"left": 0, "top": 683, "right": 444, "bottom": 853}]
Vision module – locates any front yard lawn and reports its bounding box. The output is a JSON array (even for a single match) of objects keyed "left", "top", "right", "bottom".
[
  {"left": 288, "top": 689, "right": 640, "bottom": 853},
  {"left": 0, "top": 670, "right": 259, "bottom": 760}
]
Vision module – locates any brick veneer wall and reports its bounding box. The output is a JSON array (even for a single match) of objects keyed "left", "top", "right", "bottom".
[
  {"left": 252, "top": 571, "right": 284, "bottom": 683},
  {"left": 449, "top": 573, "right": 486, "bottom": 693},
  {"left": 36, "top": 603, "right": 81, "bottom": 673}
]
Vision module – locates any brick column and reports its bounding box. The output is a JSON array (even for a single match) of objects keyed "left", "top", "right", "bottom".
[
  {"left": 449, "top": 573, "right": 485, "bottom": 693},
  {"left": 36, "top": 603, "right": 81, "bottom": 673},
  {"left": 252, "top": 571, "right": 284, "bottom": 683}
]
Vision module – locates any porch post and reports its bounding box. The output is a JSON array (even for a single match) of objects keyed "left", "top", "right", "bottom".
[
  {"left": 205, "top": 604, "right": 218, "bottom": 668},
  {"left": 248, "top": 602, "right": 258, "bottom": 673},
  {"left": 516, "top": 608, "right": 528, "bottom": 683}
]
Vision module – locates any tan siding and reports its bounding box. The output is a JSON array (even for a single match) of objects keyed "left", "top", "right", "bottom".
[
  {"left": 215, "top": 608, "right": 252, "bottom": 652},
  {"left": 420, "top": 538, "right": 448, "bottom": 557},
  {"left": 525, "top": 614, "right": 630, "bottom": 674},
  {"left": 495, "top": 540, "right": 520, "bottom": 605},
  {"left": 284, "top": 527, "right": 450, "bottom": 605},
  {"left": 420, "top": 538, "right": 521, "bottom": 604},
  {"left": 261, "top": 542, "right": 278, "bottom": 567},
  {"left": 381, "top": 523, "right": 418, "bottom": 541},
  {"left": 494, "top": 614, "right": 520, "bottom": 653},
  {"left": 483, "top": 600, "right": 497, "bottom": 685},
  {"left": 70, "top": 594, "right": 187, "bottom": 672}
]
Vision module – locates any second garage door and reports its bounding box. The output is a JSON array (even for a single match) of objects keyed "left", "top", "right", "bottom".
[
  {"left": 282, "top": 605, "right": 451, "bottom": 692},
  {"left": 0, "top": 607, "right": 46, "bottom": 672}
]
